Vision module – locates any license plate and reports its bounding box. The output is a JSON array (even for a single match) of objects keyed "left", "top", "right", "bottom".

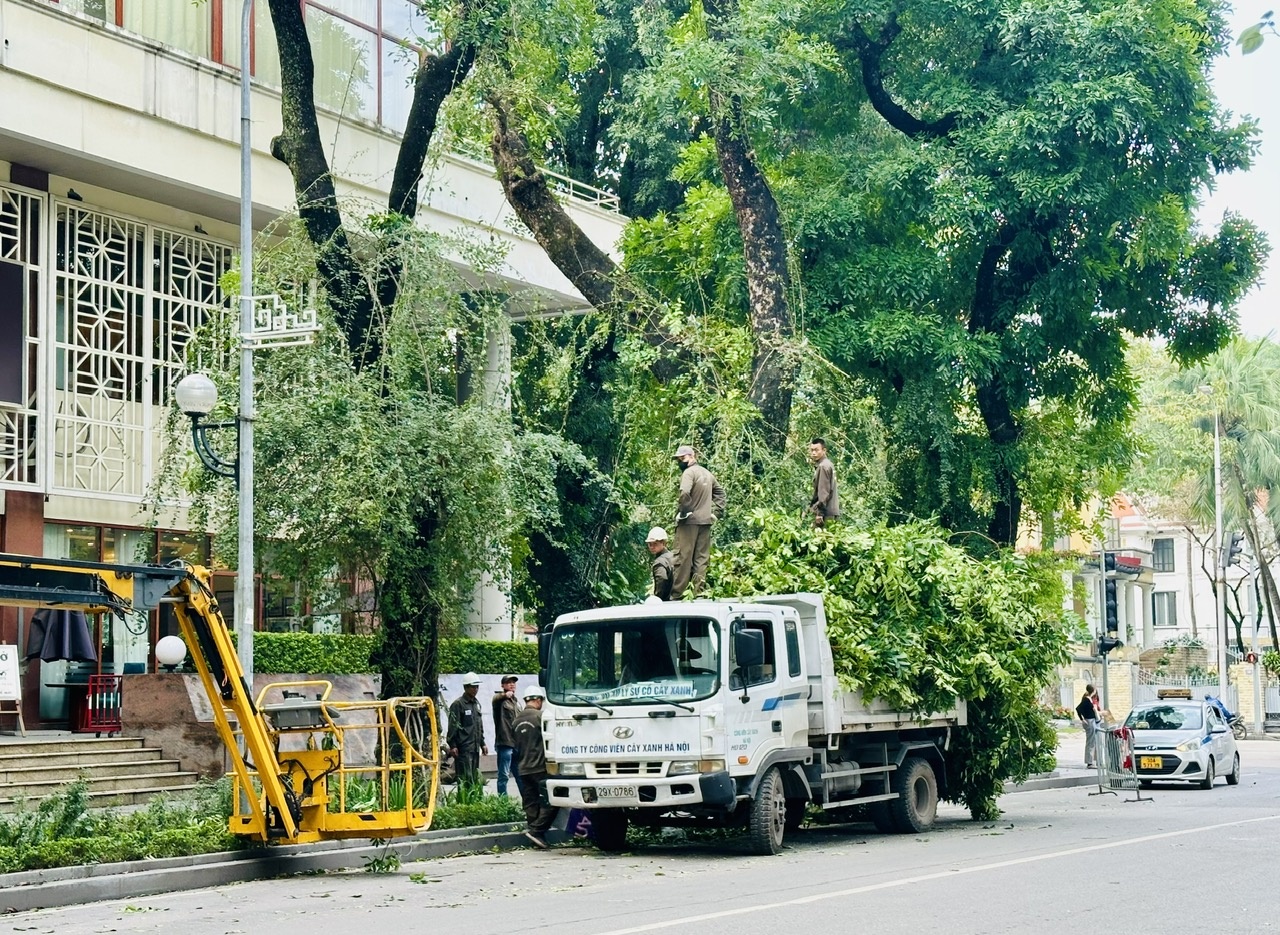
[
  {"left": 1139, "top": 756, "right": 1162, "bottom": 770},
  {"left": 597, "top": 785, "right": 637, "bottom": 799}
]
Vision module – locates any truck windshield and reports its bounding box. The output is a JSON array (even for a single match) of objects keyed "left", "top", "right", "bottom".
[{"left": 546, "top": 617, "right": 720, "bottom": 706}]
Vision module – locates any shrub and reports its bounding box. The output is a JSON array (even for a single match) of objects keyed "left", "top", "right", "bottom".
[{"left": 249, "top": 633, "right": 537, "bottom": 678}]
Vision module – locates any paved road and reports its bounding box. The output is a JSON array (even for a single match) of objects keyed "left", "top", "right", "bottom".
[{"left": 13, "top": 741, "right": 1280, "bottom": 935}]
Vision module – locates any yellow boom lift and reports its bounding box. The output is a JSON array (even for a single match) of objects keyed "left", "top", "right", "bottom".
[{"left": 0, "top": 552, "right": 439, "bottom": 843}]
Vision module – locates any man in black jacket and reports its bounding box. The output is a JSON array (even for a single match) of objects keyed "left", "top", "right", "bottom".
[
  {"left": 492, "top": 675, "right": 523, "bottom": 796},
  {"left": 513, "top": 685, "right": 559, "bottom": 848},
  {"left": 447, "top": 673, "right": 488, "bottom": 787}
]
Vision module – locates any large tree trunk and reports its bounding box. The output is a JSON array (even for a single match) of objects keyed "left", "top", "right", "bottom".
[
  {"left": 266, "top": 0, "right": 476, "bottom": 367},
  {"left": 703, "top": 0, "right": 796, "bottom": 447}
]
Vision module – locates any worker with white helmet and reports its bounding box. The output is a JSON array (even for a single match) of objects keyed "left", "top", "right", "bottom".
[
  {"left": 513, "top": 684, "right": 559, "bottom": 848},
  {"left": 447, "top": 673, "right": 488, "bottom": 787},
  {"left": 645, "top": 525, "right": 675, "bottom": 601}
]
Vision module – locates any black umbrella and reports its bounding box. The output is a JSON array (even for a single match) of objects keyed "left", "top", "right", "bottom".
[{"left": 24, "top": 608, "right": 99, "bottom": 663}]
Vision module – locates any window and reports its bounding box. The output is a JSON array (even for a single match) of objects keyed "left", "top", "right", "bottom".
[
  {"left": 729, "top": 619, "right": 777, "bottom": 689},
  {"left": 1152, "top": 538, "right": 1175, "bottom": 573},
  {"left": 1152, "top": 591, "right": 1178, "bottom": 628},
  {"left": 784, "top": 620, "right": 801, "bottom": 678},
  {"left": 56, "top": 1, "right": 432, "bottom": 133}
]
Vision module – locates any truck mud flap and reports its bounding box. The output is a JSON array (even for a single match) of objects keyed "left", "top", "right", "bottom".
[{"left": 699, "top": 771, "right": 735, "bottom": 806}]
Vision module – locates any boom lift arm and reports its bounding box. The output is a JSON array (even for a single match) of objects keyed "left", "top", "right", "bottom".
[{"left": 0, "top": 552, "right": 438, "bottom": 843}]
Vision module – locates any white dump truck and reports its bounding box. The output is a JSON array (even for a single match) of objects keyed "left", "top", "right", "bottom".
[{"left": 538, "top": 594, "right": 966, "bottom": 854}]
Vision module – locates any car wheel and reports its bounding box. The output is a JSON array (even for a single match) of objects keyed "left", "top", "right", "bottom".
[
  {"left": 1225, "top": 752, "right": 1241, "bottom": 786},
  {"left": 1139, "top": 779, "right": 1153, "bottom": 789},
  {"left": 888, "top": 757, "right": 939, "bottom": 834},
  {"left": 1199, "top": 757, "right": 1215, "bottom": 790},
  {"left": 592, "top": 810, "right": 629, "bottom": 852}
]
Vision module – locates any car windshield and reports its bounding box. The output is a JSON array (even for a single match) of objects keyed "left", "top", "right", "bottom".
[
  {"left": 546, "top": 617, "right": 720, "bottom": 706},
  {"left": 1125, "top": 705, "right": 1203, "bottom": 731}
]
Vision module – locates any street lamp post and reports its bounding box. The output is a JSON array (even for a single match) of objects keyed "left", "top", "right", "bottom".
[{"left": 236, "top": 0, "right": 257, "bottom": 686}]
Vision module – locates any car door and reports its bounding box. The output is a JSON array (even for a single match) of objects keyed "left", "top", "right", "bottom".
[{"left": 1205, "top": 706, "right": 1228, "bottom": 771}]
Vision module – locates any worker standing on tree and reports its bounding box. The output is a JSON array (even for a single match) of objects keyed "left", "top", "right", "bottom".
[
  {"left": 670, "top": 445, "right": 726, "bottom": 600},
  {"left": 513, "top": 685, "right": 559, "bottom": 849},
  {"left": 447, "top": 674, "right": 488, "bottom": 788},
  {"left": 807, "top": 437, "right": 840, "bottom": 528},
  {"left": 646, "top": 526, "right": 675, "bottom": 600}
]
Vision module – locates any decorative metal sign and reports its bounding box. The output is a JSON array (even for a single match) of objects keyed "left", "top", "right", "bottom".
[{"left": 241, "top": 294, "right": 321, "bottom": 349}]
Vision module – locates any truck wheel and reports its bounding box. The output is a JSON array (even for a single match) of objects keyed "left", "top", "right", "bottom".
[
  {"left": 888, "top": 757, "right": 938, "bottom": 834},
  {"left": 748, "top": 767, "right": 787, "bottom": 855},
  {"left": 784, "top": 798, "right": 807, "bottom": 832},
  {"left": 592, "top": 810, "right": 629, "bottom": 852}
]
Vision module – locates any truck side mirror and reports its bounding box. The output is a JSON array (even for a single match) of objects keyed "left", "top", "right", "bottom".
[
  {"left": 539, "top": 666, "right": 548, "bottom": 690},
  {"left": 734, "top": 629, "right": 765, "bottom": 668},
  {"left": 538, "top": 630, "right": 550, "bottom": 669}
]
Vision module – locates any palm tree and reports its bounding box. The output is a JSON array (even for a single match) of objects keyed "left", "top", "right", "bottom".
[{"left": 1177, "top": 338, "right": 1280, "bottom": 651}]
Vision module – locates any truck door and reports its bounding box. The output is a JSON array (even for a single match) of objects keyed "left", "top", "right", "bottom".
[{"left": 727, "top": 614, "right": 808, "bottom": 770}]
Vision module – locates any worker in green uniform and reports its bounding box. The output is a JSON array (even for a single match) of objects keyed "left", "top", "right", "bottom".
[
  {"left": 513, "top": 685, "right": 559, "bottom": 848},
  {"left": 447, "top": 673, "right": 488, "bottom": 787}
]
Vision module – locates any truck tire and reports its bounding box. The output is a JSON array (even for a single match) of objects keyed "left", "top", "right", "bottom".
[
  {"left": 748, "top": 767, "right": 787, "bottom": 855},
  {"left": 592, "top": 810, "right": 629, "bottom": 852},
  {"left": 888, "top": 757, "right": 938, "bottom": 834}
]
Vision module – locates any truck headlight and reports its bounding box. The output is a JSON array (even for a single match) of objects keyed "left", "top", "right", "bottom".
[
  {"left": 668, "top": 759, "right": 725, "bottom": 776},
  {"left": 1176, "top": 738, "right": 1203, "bottom": 752},
  {"left": 557, "top": 762, "right": 586, "bottom": 777}
]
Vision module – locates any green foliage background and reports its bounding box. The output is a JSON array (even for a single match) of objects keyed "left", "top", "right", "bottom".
[
  {"left": 248, "top": 633, "right": 537, "bottom": 678},
  {"left": 708, "top": 511, "right": 1070, "bottom": 819}
]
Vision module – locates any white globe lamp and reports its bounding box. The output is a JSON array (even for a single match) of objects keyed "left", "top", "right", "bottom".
[{"left": 155, "top": 635, "right": 188, "bottom": 671}]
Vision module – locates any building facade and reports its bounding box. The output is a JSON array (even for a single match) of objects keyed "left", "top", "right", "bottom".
[{"left": 0, "top": 0, "right": 626, "bottom": 724}]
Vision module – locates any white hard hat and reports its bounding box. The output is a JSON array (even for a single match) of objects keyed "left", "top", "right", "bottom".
[
  {"left": 523, "top": 685, "right": 546, "bottom": 701},
  {"left": 461, "top": 672, "right": 481, "bottom": 686},
  {"left": 646, "top": 526, "right": 669, "bottom": 543}
]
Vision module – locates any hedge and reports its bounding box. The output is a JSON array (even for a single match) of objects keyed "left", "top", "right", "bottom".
[{"left": 250, "top": 632, "right": 537, "bottom": 677}]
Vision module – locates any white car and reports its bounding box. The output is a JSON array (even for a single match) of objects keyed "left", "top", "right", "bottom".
[{"left": 1124, "top": 700, "right": 1240, "bottom": 789}]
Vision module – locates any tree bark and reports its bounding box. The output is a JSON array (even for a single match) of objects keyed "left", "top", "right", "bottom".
[
  {"left": 266, "top": 1, "right": 477, "bottom": 368},
  {"left": 968, "top": 233, "right": 1022, "bottom": 546},
  {"left": 703, "top": 0, "right": 797, "bottom": 447},
  {"left": 840, "top": 16, "right": 959, "bottom": 140}
]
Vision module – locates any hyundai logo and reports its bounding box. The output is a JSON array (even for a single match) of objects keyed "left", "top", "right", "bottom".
[{"left": 613, "top": 726, "right": 633, "bottom": 739}]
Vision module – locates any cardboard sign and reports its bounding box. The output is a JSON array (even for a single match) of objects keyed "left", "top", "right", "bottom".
[{"left": 0, "top": 645, "right": 20, "bottom": 701}]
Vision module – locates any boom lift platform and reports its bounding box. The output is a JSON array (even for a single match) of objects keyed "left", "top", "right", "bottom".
[{"left": 0, "top": 552, "right": 439, "bottom": 844}]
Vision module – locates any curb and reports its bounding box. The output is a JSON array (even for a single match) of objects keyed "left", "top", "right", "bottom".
[
  {"left": 1002, "top": 771, "right": 1099, "bottom": 794},
  {"left": 0, "top": 822, "right": 558, "bottom": 914}
]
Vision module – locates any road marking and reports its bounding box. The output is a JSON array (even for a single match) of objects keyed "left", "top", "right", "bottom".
[{"left": 590, "top": 814, "right": 1280, "bottom": 935}]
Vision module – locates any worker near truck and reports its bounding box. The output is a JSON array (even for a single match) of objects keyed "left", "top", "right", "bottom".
[
  {"left": 807, "top": 437, "right": 840, "bottom": 527},
  {"left": 492, "top": 675, "right": 523, "bottom": 797},
  {"left": 646, "top": 526, "right": 675, "bottom": 600},
  {"left": 448, "top": 673, "right": 488, "bottom": 786},
  {"left": 670, "top": 444, "right": 726, "bottom": 600},
  {"left": 513, "top": 685, "right": 559, "bottom": 849}
]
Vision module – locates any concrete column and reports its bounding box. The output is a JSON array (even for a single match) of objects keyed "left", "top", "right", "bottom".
[{"left": 462, "top": 317, "right": 513, "bottom": 641}]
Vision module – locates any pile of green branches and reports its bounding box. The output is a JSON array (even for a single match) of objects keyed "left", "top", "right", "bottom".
[{"left": 707, "top": 511, "right": 1071, "bottom": 819}]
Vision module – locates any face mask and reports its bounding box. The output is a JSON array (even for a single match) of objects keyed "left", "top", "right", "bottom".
[{"left": 678, "top": 460, "right": 691, "bottom": 471}]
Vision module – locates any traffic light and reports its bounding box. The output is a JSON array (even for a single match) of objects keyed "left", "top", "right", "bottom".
[
  {"left": 1104, "top": 578, "right": 1118, "bottom": 634},
  {"left": 1098, "top": 635, "right": 1123, "bottom": 655},
  {"left": 1222, "top": 531, "right": 1245, "bottom": 569}
]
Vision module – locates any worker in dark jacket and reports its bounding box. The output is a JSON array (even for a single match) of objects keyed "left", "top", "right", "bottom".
[
  {"left": 807, "top": 437, "right": 840, "bottom": 527},
  {"left": 670, "top": 445, "right": 726, "bottom": 600},
  {"left": 491, "top": 675, "right": 523, "bottom": 796},
  {"left": 646, "top": 526, "right": 675, "bottom": 600},
  {"left": 447, "top": 673, "right": 488, "bottom": 786},
  {"left": 513, "top": 685, "right": 559, "bottom": 848}
]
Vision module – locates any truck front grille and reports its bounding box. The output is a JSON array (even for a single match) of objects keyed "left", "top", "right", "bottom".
[{"left": 589, "top": 761, "right": 664, "bottom": 777}]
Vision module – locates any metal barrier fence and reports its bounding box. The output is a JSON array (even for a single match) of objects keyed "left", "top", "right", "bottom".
[{"left": 1091, "top": 726, "right": 1150, "bottom": 802}]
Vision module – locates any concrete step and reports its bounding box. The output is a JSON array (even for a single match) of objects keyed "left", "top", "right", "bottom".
[
  {"left": 0, "top": 770, "right": 201, "bottom": 803},
  {"left": 0, "top": 783, "right": 201, "bottom": 812},
  {"left": 0, "top": 757, "right": 182, "bottom": 785},
  {"left": 0, "top": 737, "right": 145, "bottom": 757},
  {"left": 0, "top": 747, "right": 164, "bottom": 771}
]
